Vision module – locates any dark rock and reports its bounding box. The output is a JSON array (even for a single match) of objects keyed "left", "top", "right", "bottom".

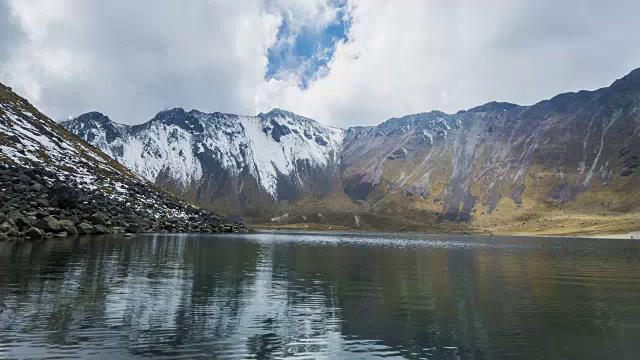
[
  {"left": 12, "top": 184, "right": 26, "bottom": 193},
  {"left": 25, "top": 227, "right": 44, "bottom": 239},
  {"left": 15, "top": 216, "right": 34, "bottom": 230},
  {"left": 67, "top": 215, "right": 80, "bottom": 224},
  {"left": 90, "top": 213, "right": 107, "bottom": 226},
  {"left": 76, "top": 222, "right": 94, "bottom": 234},
  {"left": 126, "top": 223, "right": 143, "bottom": 233},
  {"left": 35, "top": 216, "right": 61, "bottom": 232},
  {"left": 314, "top": 135, "right": 328, "bottom": 146},
  {"left": 0, "top": 222, "right": 14, "bottom": 233},
  {"left": 48, "top": 183, "right": 80, "bottom": 209},
  {"left": 1, "top": 163, "right": 250, "bottom": 237},
  {"left": 93, "top": 224, "right": 108, "bottom": 234},
  {"left": 35, "top": 198, "right": 49, "bottom": 207},
  {"left": 30, "top": 183, "right": 43, "bottom": 192},
  {"left": 59, "top": 220, "right": 78, "bottom": 234}
]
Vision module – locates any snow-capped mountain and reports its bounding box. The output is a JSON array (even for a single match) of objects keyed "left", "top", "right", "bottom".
[
  {"left": 64, "top": 68, "right": 640, "bottom": 235},
  {"left": 63, "top": 108, "right": 344, "bottom": 215}
]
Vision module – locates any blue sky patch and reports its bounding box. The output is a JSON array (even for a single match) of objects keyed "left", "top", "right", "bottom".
[{"left": 266, "top": 2, "right": 351, "bottom": 89}]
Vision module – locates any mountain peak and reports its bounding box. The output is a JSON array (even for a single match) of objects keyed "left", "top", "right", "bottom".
[
  {"left": 258, "top": 108, "right": 304, "bottom": 119},
  {"left": 465, "top": 101, "right": 520, "bottom": 113},
  {"left": 154, "top": 107, "right": 187, "bottom": 119},
  {"left": 73, "top": 111, "right": 113, "bottom": 124},
  {"left": 149, "top": 107, "right": 204, "bottom": 132},
  {"left": 149, "top": 107, "right": 188, "bottom": 123},
  {"left": 609, "top": 67, "right": 640, "bottom": 90}
]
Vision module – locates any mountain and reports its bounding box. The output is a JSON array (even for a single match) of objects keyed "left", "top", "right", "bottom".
[
  {"left": 62, "top": 108, "right": 344, "bottom": 217},
  {"left": 0, "top": 81, "right": 248, "bottom": 238},
  {"left": 64, "top": 68, "right": 640, "bottom": 235}
]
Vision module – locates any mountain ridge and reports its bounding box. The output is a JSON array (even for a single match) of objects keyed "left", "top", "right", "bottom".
[
  {"left": 63, "top": 67, "right": 640, "bottom": 235},
  {"left": 63, "top": 107, "right": 345, "bottom": 216}
]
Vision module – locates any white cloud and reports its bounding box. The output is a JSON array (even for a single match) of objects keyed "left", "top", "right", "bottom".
[
  {"left": 1, "top": 0, "right": 281, "bottom": 122},
  {"left": 2, "top": 0, "right": 640, "bottom": 128},
  {"left": 265, "top": 0, "right": 343, "bottom": 32},
  {"left": 257, "top": 0, "right": 640, "bottom": 127}
]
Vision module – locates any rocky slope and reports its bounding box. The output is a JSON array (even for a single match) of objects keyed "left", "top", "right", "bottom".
[
  {"left": 65, "top": 68, "right": 640, "bottom": 234},
  {"left": 0, "top": 82, "right": 249, "bottom": 241}
]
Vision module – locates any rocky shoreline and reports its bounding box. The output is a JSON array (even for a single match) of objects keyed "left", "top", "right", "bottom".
[{"left": 0, "top": 164, "right": 251, "bottom": 241}]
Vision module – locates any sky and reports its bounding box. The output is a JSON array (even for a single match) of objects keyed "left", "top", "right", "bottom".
[{"left": 1, "top": 0, "right": 640, "bottom": 128}]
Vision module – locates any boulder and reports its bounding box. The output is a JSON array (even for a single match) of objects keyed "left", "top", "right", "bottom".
[
  {"left": 48, "top": 183, "right": 80, "bottom": 209},
  {"left": 30, "top": 183, "right": 43, "bottom": 192},
  {"left": 35, "top": 198, "right": 49, "bottom": 207},
  {"left": 25, "top": 227, "right": 45, "bottom": 239},
  {"left": 90, "top": 213, "right": 107, "bottom": 226},
  {"left": 0, "top": 222, "right": 14, "bottom": 233},
  {"left": 112, "top": 227, "right": 125, "bottom": 234},
  {"left": 58, "top": 219, "right": 78, "bottom": 234},
  {"left": 36, "top": 216, "right": 61, "bottom": 232},
  {"left": 93, "top": 224, "right": 109, "bottom": 234},
  {"left": 0, "top": 233, "right": 8, "bottom": 241},
  {"left": 126, "top": 222, "right": 143, "bottom": 233},
  {"left": 15, "top": 216, "right": 34, "bottom": 230},
  {"left": 76, "top": 222, "right": 94, "bottom": 234}
]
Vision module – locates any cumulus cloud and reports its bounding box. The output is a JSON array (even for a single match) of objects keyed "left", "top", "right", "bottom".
[
  {"left": 0, "top": 0, "right": 24, "bottom": 63},
  {"left": 260, "top": 0, "right": 640, "bottom": 126},
  {"left": 2, "top": 0, "right": 640, "bottom": 127},
  {"left": 1, "top": 0, "right": 280, "bottom": 122}
]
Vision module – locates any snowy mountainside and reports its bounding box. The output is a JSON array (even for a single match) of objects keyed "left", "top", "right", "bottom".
[
  {"left": 0, "top": 81, "right": 245, "bottom": 230},
  {"left": 63, "top": 108, "right": 344, "bottom": 214},
  {"left": 0, "top": 84, "right": 143, "bottom": 198}
]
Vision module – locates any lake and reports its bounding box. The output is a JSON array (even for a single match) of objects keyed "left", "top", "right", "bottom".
[{"left": 0, "top": 231, "right": 639, "bottom": 359}]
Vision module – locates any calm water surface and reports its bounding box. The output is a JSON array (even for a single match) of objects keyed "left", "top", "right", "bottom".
[{"left": 0, "top": 231, "right": 639, "bottom": 359}]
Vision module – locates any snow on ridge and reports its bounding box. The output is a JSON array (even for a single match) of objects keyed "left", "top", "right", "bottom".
[
  {"left": 0, "top": 87, "right": 228, "bottom": 220},
  {"left": 66, "top": 108, "right": 346, "bottom": 199},
  {"left": 1, "top": 102, "right": 138, "bottom": 206}
]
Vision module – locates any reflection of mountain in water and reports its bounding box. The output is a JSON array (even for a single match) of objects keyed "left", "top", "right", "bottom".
[{"left": 0, "top": 233, "right": 639, "bottom": 359}]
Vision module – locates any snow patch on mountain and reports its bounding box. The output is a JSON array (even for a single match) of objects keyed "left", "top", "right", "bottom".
[{"left": 63, "top": 108, "right": 345, "bottom": 200}]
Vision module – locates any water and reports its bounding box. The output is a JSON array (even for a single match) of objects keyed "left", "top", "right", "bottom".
[{"left": 0, "top": 231, "right": 639, "bottom": 359}]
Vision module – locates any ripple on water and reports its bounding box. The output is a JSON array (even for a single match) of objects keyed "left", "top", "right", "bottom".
[{"left": 0, "top": 232, "right": 639, "bottom": 359}]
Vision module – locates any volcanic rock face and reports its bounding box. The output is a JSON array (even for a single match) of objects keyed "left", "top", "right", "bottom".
[
  {"left": 0, "top": 82, "right": 249, "bottom": 240},
  {"left": 341, "top": 70, "right": 640, "bottom": 222},
  {"left": 63, "top": 68, "right": 640, "bottom": 231}
]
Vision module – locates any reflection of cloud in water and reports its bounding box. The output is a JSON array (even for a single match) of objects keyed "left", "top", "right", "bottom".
[
  {"left": 210, "top": 243, "right": 349, "bottom": 358},
  {"left": 0, "top": 232, "right": 639, "bottom": 359}
]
